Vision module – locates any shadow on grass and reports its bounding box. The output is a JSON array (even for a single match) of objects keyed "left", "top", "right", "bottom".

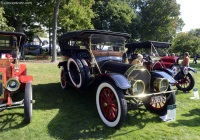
[
  {"left": 0, "top": 112, "right": 27, "bottom": 131},
  {"left": 168, "top": 108, "right": 200, "bottom": 128},
  {"left": 0, "top": 90, "right": 31, "bottom": 132},
  {"left": 0, "top": 82, "right": 165, "bottom": 139},
  {"left": 31, "top": 82, "right": 160, "bottom": 139}
]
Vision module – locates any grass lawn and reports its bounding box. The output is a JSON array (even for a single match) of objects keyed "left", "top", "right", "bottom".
[{"left": 0, "top": 60, "right": 200, "bottom": 140}]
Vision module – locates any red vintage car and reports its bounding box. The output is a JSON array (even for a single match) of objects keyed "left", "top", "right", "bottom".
[
  {"left": 126, "top": 41, "right": 197, "bottom": 92},
  {"left": 0, "top": 31, "right": 33, "bottom": 123}
]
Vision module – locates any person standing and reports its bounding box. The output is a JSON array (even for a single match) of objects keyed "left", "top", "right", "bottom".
[
  {"left": 193, "top": 54, "right": 198, "bottom": 64},
  {"left": 182, "top": 52, "right": 190, "bottom": 66}
]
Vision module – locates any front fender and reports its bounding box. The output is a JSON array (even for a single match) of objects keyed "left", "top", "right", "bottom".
[
  {"left": 19, "top": 75, "right": 33, "bottom": 83},
  {"left": 98, "top": 73, "right": 131, "bottom": 89},
  {"left": 188, "top": 67, "right": 197, "bottom": 73},
  {"left": 156, "top": 68, "right": 175, "bottom": 76},
  {"left": 151, "top": 70, "right": 176, "bottom": 84}
]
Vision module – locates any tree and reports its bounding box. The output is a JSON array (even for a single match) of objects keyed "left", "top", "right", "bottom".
[
  {"left": 188, "top": 28, "right": 200, "bottom": 37},
  {"left": 171, "top": 32, "right": 200, "bottom": 57},
  {"left": 92, "top": 0, "right": 136, "bottom": 34},
  {"left": 1, "top": 0, "right": 36, "bottom": 32},
  {"left": 52, "top": 0, "right": 60, "bottom": 62},
  {"left": 135, "top": 0, "right": 184, "bottom": 42},
  {"left": 58, "top": 0, "right": 95, "bottom": 32},
  {"left": 0, "top": 7, "right": 14, "bottom": 31},
  {"left": 1, "top": 0, "right": 55, "bottom": 38}
]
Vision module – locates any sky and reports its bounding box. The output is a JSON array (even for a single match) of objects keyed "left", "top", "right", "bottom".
[{"left": 176, "top": 0, "right": 200, "bottom": 32}]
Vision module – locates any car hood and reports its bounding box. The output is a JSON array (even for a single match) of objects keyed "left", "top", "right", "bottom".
[{"left": 100, "top": 61, "right": 151, "bottom": 90}]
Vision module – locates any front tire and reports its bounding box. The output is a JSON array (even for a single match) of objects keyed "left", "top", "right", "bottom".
[
  {"left": 24, "top": 82, "right": 33, "bottom": 123},
  {"left": 176, "top": 72, "right": 195, "bottom": 92},
  {"left": 96, "top": 82, "right": 127, "bottom": 128}
]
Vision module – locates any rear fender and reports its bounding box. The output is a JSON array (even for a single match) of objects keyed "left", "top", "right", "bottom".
[
  {"left": 98, "top": 73, "right": 131, "bottom": 89},
  {"left": 151, "top": 70, "right": 176, "bottom": 84},
  {"left": 58, "top": 61, "right": 67, "bottom": 69}
]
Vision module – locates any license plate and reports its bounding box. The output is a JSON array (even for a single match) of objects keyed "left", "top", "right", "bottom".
[{"left": 151, "top": 95, "right": 164, "bottom": 104}]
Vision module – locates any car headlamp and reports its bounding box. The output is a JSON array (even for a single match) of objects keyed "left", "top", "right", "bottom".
[
  {"left": 183, "top": 67, "right": 189, "bottom": 75},
  {"left": 172, "top": 66, "right": 179, "bottom": 75},
  {"left": 6, "top": 78, "right": 20, "bottom": 91},
  {"left": 153, "top": 78, "right": 169, "bottom": 92},
  {"left": 131, "top": 80, "right": 145, "bottom": 95}
]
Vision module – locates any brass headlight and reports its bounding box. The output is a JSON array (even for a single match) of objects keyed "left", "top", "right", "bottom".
[
  {"left": 153, "top": 78, "right": 169, "bottom": 92},
  {"left": 6, "top": 78, "right": 20, "bottom": 91},
  {"left": 130, "top": 80, "right": 145, "bottom": 95},
  {"left": 183, "top": 67, "right": 189, "bottom": 75}
]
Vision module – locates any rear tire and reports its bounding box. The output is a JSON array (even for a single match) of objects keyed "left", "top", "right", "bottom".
[
  {"left": 24, "top": 82, "right": 33, "bottom": 123},
  {"left": 96, "top": 82, "right": 127, "bottom": 128},
  {"left": 60, "top": 67, "right": 68, "bottom": 89}
]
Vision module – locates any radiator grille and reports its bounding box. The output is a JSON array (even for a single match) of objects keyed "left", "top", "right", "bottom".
[{"left": 125, "top": 65, "right": 151, "bottom": 92}]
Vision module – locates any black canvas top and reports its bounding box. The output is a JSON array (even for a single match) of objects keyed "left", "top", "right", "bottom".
[
  {"left": 126, "top": 41, "right": 171, "bottom": 49},
  {"left": 0, "top": 31, "right": 26, "bottom": 43},
  {"left": 59, "top": 29, "right": 131, "bottom": 40}
]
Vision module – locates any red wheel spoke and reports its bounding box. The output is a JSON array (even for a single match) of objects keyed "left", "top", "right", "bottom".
[
  {"left": 150, "top": 95, "right": 166, "bottom": 109},
  {"left": 99, "top": 87, "right": 118, "bottom": 121}
]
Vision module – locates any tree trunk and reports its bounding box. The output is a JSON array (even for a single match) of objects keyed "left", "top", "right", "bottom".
[
  {"left": 15, "top": 17, "right": 23, "bottom": 32},
  {"left": 52, "top": 0, "right": 60, "bottom": 62}
]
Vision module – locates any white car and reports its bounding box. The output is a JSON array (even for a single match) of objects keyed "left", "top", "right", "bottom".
[{"left": 42, "top": 44, "right": 60, "bottom": 53}]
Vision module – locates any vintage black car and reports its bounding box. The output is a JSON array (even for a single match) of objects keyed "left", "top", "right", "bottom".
[{"left": 58, "top": 30, "right": 176, "bottom": 128}]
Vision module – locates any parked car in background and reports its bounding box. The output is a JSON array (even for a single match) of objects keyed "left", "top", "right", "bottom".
[
  {"left": 42, "top": 44, "right": 60, "bottom": 54},
  {"left": 24, "top": 43, "right": 42, "bottom": 55},
  {"left": 0, "top": 31, "right": 34, "bottom": 123},
  {"left": 58, "top": 30, "right": 176, "bottom": 128},
  {"left": 126, "top": 41, "right": 197, "bottom": 92}
]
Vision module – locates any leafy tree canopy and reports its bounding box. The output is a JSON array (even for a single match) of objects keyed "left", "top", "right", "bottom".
[
  {"left": 171, "top": 31, "right": 200, "bottom": 57},
  {"left": 58, "top": 0, "right": 95, "bottom": 32},
  {"left": 92, "top": 0, "right": 136, "bottom": 33},
  {"left": 1, "top": 0, "right": 36, "bottom": 32},
  {"left": 136, "top": 0, "right": 184, "bottom": 42},
  {"left": 0, "top": 7, "right": 14, "bottom": 31}
]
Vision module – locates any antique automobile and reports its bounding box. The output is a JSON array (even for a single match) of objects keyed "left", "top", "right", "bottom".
[
  {"left": 0, "top": 31, "right": 33, "bottom": 123},
  {"left": 24, "top": 43, "right": 42, "bottom": 55},
  {"left": 58, "top": 30, "right": 176, "bottom": 128},
  {"left": 126, "top": 41, "right": 197, "bottom": 92}
]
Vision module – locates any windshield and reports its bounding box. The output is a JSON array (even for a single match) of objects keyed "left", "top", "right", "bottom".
[
  {"left": 156, "top": 47, "right": 169, "bottom": 56},
  {"left": 90, "top": 34, "right": 125, "bottom": 51},
  {"left": 0, "top": 35, "right": 17, "bottom": 50}
]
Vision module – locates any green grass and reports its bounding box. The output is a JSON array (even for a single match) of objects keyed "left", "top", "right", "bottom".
[{"left": 0, "top": 61, "right": 200, "bottom": 140}]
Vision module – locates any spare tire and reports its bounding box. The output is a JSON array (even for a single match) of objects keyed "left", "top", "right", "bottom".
[{"left": 67, "top": 57, "right": 87, "bottom": 88}]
